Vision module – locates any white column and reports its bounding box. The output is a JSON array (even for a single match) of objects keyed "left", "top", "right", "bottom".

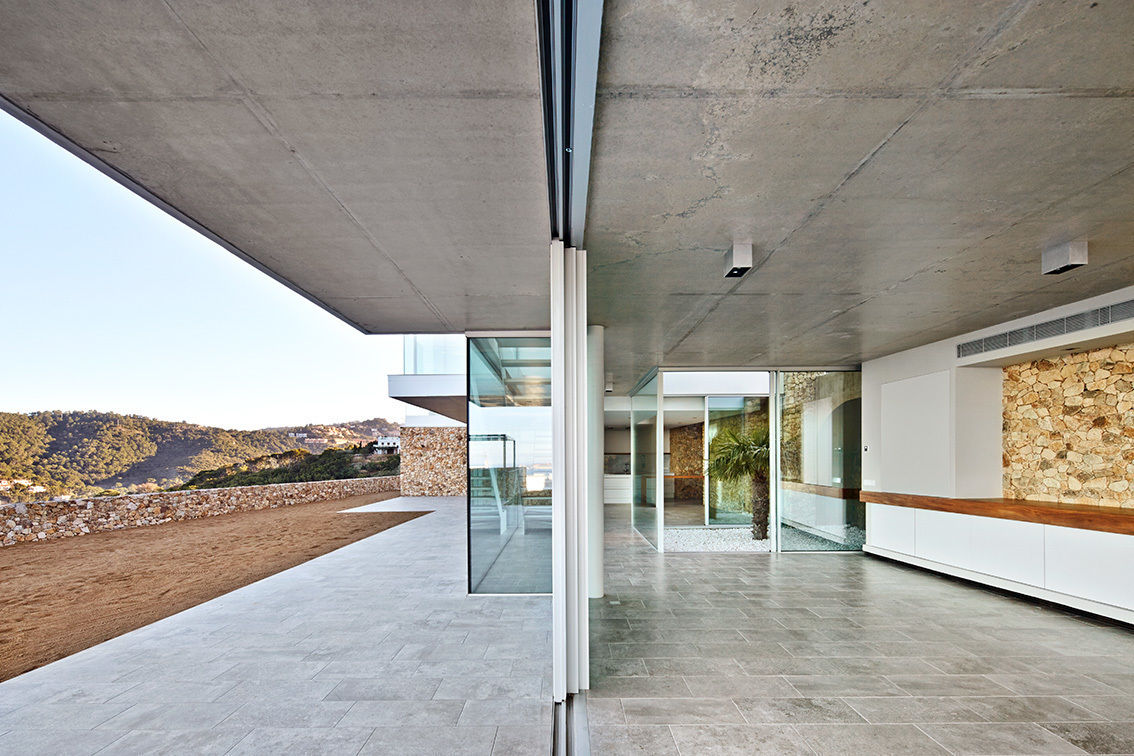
[
  {"left": 550, "top": 241, "right": 590, "bottom": 701},
  {"left": 586, "top": 325, "right": 605, "bottom": 599}
]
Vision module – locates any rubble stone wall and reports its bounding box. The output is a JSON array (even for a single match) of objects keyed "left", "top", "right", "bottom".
[
  {"left": 669, "top": 423, "right": 703, "bottom": 500},
  {"left": 1004, "top": 342, "right": 1134, "bottom": 507},
  {"left": 400, "top": 426, "right": 468, "bottom": 496},
  {"left": 2, "top": 475, "right": 400, "bottom": 547}
]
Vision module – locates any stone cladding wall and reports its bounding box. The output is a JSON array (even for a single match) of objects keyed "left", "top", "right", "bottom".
[
  {"left": 400, "top": 425, "right": 468, "bottom": 496},
  {"left": 2, "top": 475, "right": 400, "bottom": 546},
  {"left": 669, "top": 423, "right": 704, "bottom": 500},
  {"left": 1004, "top": 342, "right": 1134, "bottom": 507}
]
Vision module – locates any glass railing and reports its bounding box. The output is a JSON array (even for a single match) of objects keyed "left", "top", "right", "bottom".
[{"left": 402, "top": 334, "right": 466, "bottom": 375}]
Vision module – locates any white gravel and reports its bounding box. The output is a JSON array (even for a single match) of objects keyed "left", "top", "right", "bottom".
[{"left": 663, "top": 527, "right": 772, "bottom": 552}]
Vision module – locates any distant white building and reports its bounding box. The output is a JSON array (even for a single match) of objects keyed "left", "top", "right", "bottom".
[{"left": 373, "top": 436, "right": 400, "bottom": 454}]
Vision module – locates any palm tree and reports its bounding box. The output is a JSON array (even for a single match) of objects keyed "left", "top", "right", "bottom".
[{"left": 706, "top": 426, "right": 771, "bottom": 540}]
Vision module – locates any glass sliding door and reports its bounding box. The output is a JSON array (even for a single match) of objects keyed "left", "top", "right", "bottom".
[
  {"left": 630, "top": 375, "right": 660, "bottom": 548},
  {"left": 706, "top": 396, "right": 771, "bottom": 532},
  {"left": 467, "top": 336, "right": 552, "bottom": 593},
  {"left": 776, "top": 371, "right": 864, "bottom": 551}
]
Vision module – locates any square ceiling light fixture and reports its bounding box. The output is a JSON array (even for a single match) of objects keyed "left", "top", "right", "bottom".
[
  {"left": 1042, "top": 240, "right": 1088, "bottom": 275},
  {"left": 725, "top": 242, "right": 752, "bottom": 278}
]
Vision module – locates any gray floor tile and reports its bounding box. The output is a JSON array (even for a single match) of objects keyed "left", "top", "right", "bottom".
[
  {"left": 0, "top": 728, "right": 126, "bottom": 756},
  {"left": 887, "top": 674, "right": 1016, "bottom": 696},
  {"left": 0, "top": 703, "right": 132, "bottom": 730},
  {"left": 104, "top": 681, "right": 237, "bottom": 705},
  {"left": 794, "top": 723, "right": 951, "bottom": 755},
  {"left": 324, "top": 677, "right": 443, "bottom": 701},
  {"left": 921, "top": 722, "right": 1086, "bottom": 754},
  {"left": 1040, "top": 721, "right": 1134, "bottom": 754},
  {"left": 433, "top": 676, "right": 543, "bottom": 701},
  {"left": 458, "top": 699, "right": 552, "bottom": 726},
  {"left": 36, "top": 684, "right": 142, "bottom": 705},
  {"left": 961, "top": 695, "right": 1105, "bottom": 723},
  {"left": 585, "top": 697, "right": 626, "bottom": 725},
  {"left": 621, "top": 697, "right": 745, "bottom": 724},
  {"left": 1084, "top": 673, "right": 1134, "bottom": 695},
  {"left": 220, "top": 700, "right": 353, "bottom": 728},
  {"left": 228, "top": 726, "right": 376, "bottom": 755},
  {"left": 215, "top": 679, "right": 341, "bottom": 703},
  {"left": 94, "top": 703, "right": 241, "bottom": 731},
  {"left": 1065, "top": 695, "right": 1134, "bottom": 722},
  {"left": 844, "top": 696, "right": 982, "bottom": 723},
  {"left": 682, "top": 675, "right": 799, "bottom": 698},
  {"left": 989, "top": 674, "right": 1127, "bottom": 696},
  {"left": 95, "top": 728, "right": 250, "bottom": 755},
  {"left": 785, "top": 674, "right": 908, "bottom": 697},
  {"left": 589, "top": 725, "right": 679, "bottom": 755},
  {"left": 337, "top": 699, "right": 465, "bottom": 728},
  {"left": 588, "top": 676, "right": 691, "bottom": 698},
  {"left": 356, "top": 725, "right": 494, "bottom": 756},
  {"left": 491, "top": 725, "right": 552, "bottom": 755},
  {"left": 734, "top": 696, "right": 866, "bottom": 724},
  {"left": 669, "top": 724, "right": 813, "bottom": 755}
]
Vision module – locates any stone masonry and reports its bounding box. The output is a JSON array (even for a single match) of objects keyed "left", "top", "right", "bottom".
[
  {"left": 1, "top": 475, "right": 400, "bottom": 547},
  {"left": 400, "top": 425, "right": 468, "bottom": 496},
  {"left": 1004, "top": 342, "right": 1134, "bottom": 507}
]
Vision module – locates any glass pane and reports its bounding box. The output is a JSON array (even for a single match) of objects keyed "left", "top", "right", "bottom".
[
  {"left": 706, "top": 397, "right": 770, "bottom": 532},
  {"left": 664, "top": 395, "right": 705, "bottom": 527},
  {"left": 403, "top": 334, "right": 466, "bottom": 374},
  {"left": 777, "top": 372, "right": 864, "bottom": 551},
  {"left": 631, "top": 376, "right": 659, "bottom": 548},
  {"left": 468, "top": 337, "right": 552, "bottom": 593}
]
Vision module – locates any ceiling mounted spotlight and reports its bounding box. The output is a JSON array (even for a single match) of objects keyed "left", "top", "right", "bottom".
[
  {"left": 1042, "top": 240, "right": 1088, "bottom": 275},
  {"left": 725, "top": 242, "right": 752, "bottom": 278}
]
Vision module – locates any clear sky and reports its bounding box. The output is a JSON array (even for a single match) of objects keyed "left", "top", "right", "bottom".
[{"left": 0, "top": 110, "right": 409, "bottom": 430}]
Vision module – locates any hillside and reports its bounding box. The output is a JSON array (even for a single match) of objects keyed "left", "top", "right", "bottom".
[
  {"left": 176, "top": 442, "right": 399, "bottom": 490},
  {"left": 0, "top": 411, "right": 400, "bottom": 501}
]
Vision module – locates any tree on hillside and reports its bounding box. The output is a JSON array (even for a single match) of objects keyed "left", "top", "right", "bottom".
[{"left": 0, "top": 413, "right": 51, "bottom": 477}]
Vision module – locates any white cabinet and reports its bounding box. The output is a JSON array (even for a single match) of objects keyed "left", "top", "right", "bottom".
[
  {"left": 915, "top": 509, "right": 972, "bottom": 569},
  {"left": 1045, "top": 525, "right": 1134, "bottom": 610},
  {"left": 867, "top": 502, "right": 915, "bottom": 554},
  {"left": 970, "top": 518, "right": 1044, "bottom": 588},
  {"left": 603, "top": 474, "right": 631, "bottom": 504},
  {"left": 867, "top": 503, "right": 1134, "bottom": 618}
]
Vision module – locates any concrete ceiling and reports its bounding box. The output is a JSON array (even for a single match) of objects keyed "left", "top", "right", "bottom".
[
  {"left": 0, "top": 0, "right": 551, "bottom": 333},
  {"left": 2, "top": 1, "right": 1133, "bottom": 392},
  {"left": 587, "top": 0, "right": 1134, "bottom": 389}
]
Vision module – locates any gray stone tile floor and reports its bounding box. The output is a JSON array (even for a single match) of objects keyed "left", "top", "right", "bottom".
[
  {"left": 0, "top": 496, "right": 551, "bottom": 755},
  {"left": 589, "top": 502, "right": 1134, "bottom": 755}
]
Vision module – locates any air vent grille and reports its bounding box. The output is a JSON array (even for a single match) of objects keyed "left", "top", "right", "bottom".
[{"left": 956, "top": 298, "right": 1134, "bottom": 359}]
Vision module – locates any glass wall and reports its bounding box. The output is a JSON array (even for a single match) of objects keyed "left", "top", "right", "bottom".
[
  {"left": 404, "top": 334, "right": 466, "bottom": 375},
  {"left": 706, "top": 396, "right": 770, "bottom": 531},
  {"left": 630, "top": 375, "right": 659, "bottom": 548},
  {"left": 776, "top": 371, "right": 864, "bottom": 551},
  {"left": 467, "top": 336, "right": 552, "bottom": 593}
]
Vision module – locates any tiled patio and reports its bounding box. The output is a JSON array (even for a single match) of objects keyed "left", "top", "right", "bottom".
[
  {"left": 0, "top": 496, "right": 551, "bottom": 756},
  {"left": 589, "top": 503, "right": 1134, "bottom": 755}
]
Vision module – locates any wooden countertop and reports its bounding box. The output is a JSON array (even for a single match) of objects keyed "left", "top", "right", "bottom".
[{"left": 860, "top": 490, "right": 1134, "bottom": 537}]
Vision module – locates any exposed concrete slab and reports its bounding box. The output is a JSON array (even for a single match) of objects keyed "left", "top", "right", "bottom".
[
  {"left": 2, "top": 1, "right": 1133, "bottom": 385},
  {"left": 588, "top": 0, "right": 1134, "bottom": 387},
  {"left": 0, "top": 0, "right": 550, "bottom": 334}
]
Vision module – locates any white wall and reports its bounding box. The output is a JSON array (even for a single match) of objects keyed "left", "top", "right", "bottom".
[{"left": 863, "top": 284, "right": 1134, "bottom": 500}]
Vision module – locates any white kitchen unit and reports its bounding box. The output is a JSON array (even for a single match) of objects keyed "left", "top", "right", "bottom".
[
  {"left": 604, "top": 474, "right": 631, "bottom": 504},
  {"left": 866, "top": 502, "right": 1134, "bottom": 624}
]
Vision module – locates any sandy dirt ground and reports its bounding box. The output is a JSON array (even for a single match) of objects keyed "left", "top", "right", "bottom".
[{"left": 0, "top": 491, "right": 423, "bottom": 681}]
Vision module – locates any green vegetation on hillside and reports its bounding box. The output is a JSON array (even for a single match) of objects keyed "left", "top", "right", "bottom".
[
  {"left": 0, "top": 411, "right": 304, "bottom": 501},
  {"left": 176, "top": 442, "right": 399, "bottom": 490}
]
